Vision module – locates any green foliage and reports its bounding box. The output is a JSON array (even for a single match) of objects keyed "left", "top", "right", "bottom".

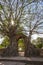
[
  {"left": 0, "top": 4, "right": 2, "bottom": 10},
  {"left": 32, "top": 37, "right": 43, "bottom": 48},
  {"left": 36, "top": 43, "right": 42, "bottom": 48},
  {"left": 0, "top": 45, "right": 5, "bottom": 49},
  {"left": 36, "top": 37, "right": 43, "bottom": 48},
  {"left": 0, "top": 36, "right": 10, "bottom": 48},
  {"left": 18, "top": 39, "right": 25, "bottom": 51},
  {"left": 26, "top": 0, "right": 33, "bottom": 3}
]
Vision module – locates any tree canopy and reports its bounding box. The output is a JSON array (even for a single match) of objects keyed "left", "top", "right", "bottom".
[
  {"left": 0, "top": 0, "right": 43, "bottom": 56},
  {"left": 0, "top": 0, "right": 43, "bottom": 38}
]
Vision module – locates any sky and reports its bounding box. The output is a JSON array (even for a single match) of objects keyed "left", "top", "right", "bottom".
[
  {"left": 32, "top": 34, "right": 43, "bottom": 40},
  {"left": 0, "top": 37, "right": 4, "bottom": 44}
]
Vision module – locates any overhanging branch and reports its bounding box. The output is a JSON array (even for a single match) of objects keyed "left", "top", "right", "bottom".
[{"left": 33, "top": 31, "right": 43, "bottom": 34}]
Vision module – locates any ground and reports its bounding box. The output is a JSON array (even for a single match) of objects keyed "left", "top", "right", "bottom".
[{"left": 0, "top": 57, "right": 43, "bottom": 65}]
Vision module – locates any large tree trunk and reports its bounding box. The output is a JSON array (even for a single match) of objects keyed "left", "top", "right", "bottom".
[
  {"left": 25, "top": 31, "right": 31, "bottom": 56},
  {"left": 25, "top": 37, "right": 32, "bottom": 56},
  {"left": 2, "top": 37, "right": 18, "bottom": 57},
  {"left": 25, "top": 31, "right": 38, "bottom": 57},
  {"left": 9, "top": 37, "right": 18, "bottom": 56}
]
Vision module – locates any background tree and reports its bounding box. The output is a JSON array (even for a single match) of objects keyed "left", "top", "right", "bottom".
[
  {"left": 36, "top": 37, "right": 43, "bottom": 48},
  {"left": 19, "top": 0, "right": 43, "bottom": 56},
  {"left": 0, "top": 0, "right": 36, "bottom": 56},
  {"left": 32, "top": 37, "right": 43, "bottom": 48}
]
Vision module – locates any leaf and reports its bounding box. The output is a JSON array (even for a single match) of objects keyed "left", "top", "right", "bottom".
[
  {"left": 0, "top": 4, "right": 2, "bottom": 10},
  {"left": 26, "top": 0, "right": 33, "bottom": 3}
]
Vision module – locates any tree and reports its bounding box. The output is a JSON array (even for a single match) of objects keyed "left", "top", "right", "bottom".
[
  {"left": 32, "top": 37, "right": 43, "bottom": 48},
  {"left": 0, "top": 0, "right": 36, "bottom": 56},
  {"left": 36, "top": 37, "right": 43, "bottom": 48},
  {"left": 19, "top": 0, "right": 43, "bottom": 56}
]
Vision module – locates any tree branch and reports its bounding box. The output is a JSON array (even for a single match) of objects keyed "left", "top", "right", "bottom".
[
  {"left": 15, "top": 0, "right": 18, "bottom": 20},
  {"left": 32, "top": 19, "right": 43, "bottom": 31},
  {"left": 23, "top": 0, "right": 35, "bottom": 8},
  {"left": 33, "top": 31, "right": 43, "bottom": 34},
  {"left": 11, "top": 0, "right": 15, "bottom": 5}
]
